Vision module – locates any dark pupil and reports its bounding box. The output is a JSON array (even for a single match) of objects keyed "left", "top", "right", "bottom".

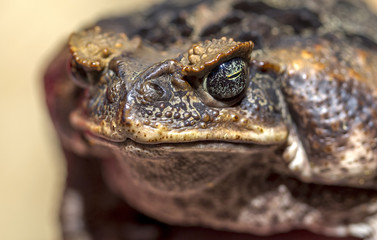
[{"left": 205, "top": 58, "right": 247, "bottom": 100}]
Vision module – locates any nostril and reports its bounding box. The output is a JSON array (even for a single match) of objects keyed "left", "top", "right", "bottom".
[{"left": 141, "top": 81, "right": 165, "bottom": 103}]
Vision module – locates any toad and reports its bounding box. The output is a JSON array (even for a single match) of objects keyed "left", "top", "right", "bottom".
[{"left": 44, "top": 0, "right": 377, "bottom": 239}]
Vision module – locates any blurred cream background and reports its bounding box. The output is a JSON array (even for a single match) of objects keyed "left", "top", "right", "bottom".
[
  {"left": 0, "top": 1, "right": 160, "bottom": 239},
  {"left": 0, "top": 1, "right": 376, "bottom": 240}
]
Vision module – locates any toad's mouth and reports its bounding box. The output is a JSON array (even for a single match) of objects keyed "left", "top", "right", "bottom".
[
  {"left": 71, "top": 106, "right": 288, "bottom": 148},
  {"left": 82, "top": 126, "right": 275, "bottom": 154}
]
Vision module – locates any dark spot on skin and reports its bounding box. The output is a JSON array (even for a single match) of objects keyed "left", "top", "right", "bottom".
[
  {"left": 278, "top": 9, "right": 321, "bottom": 33},
  {"left": 319, "top": 168, "right": 331, "bottom": 173},
  {"left": 271, "top": 214, "right": 279, "bottom": 225},
  {"left": 170, "top": 13, "right": 193, "bottom": 37},
  {"left": 174, "top": 112, "right": 180, "bottom": 119},
  {"left": 197, "top": 198, "right": 215, "bottom": 210},
  {"left": 233, "top": 1, "right": 274, "bottom": 15},
  {"left": 233, "top": 2, "right": 321, "bottom": 33},
  {"left": 215, "top": 211, "right": 233, "bottom": 220},
  {"left": 201, "top": 24, "right": 223, "bottom": 37},
  {"left": 231, "top": 114, "right": 239, "bottom": 122},
  {"left": 136, "top": 8, "right": 193, "bottom": 48},
  {"left": 237, "top": 31, "right": 263, "bottom": 49},
  {"left": 254, "top": 221, "right": 262, "bottom": 227},
  {"left": 165, "top": 111, "right": 172, "bottom": 118},
  {"left": 179, "top": 102, "right": 187, "bottom": 110},
  {"left": 223, "top": 14, "right": 242, "bottom": 25},
  {"left": 283, "top": 204, "right": 291, "bottom": 211},
  {"left": 155, "top": 112, "right": 162, "bottom": 118},
  {"left": 359, "top": 157, "right": 367, "bottom": 163}
]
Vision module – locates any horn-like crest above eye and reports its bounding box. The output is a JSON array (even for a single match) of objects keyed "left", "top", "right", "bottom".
[
  {"left": 69, "top": 26, "right": 141, "bottom": 71},
  {"left": 180, "top": 37, "right": 254, "bottom": 78}
]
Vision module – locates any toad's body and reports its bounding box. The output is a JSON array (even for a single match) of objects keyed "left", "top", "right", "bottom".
[{"left": 44, "top": 0, "right": 377, "bottom": 239}]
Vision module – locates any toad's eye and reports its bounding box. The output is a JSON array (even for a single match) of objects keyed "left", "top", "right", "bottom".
[{"left": 203, "top": 58, "right": 248, "bottom": 100}]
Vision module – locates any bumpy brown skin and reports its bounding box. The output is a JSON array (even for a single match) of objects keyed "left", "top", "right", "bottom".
[{"left": 44, "top": 0, "right": 377, "bottom": 239}]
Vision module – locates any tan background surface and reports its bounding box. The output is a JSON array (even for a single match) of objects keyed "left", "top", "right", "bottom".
[
  {"left": 0, "top": 1, "right": 160, "bottom": 239},
  {"left": 0, "top": 1, "right": 376, "bottom": 240}
]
